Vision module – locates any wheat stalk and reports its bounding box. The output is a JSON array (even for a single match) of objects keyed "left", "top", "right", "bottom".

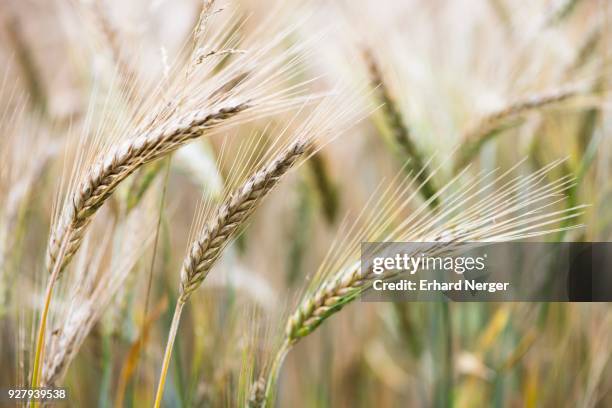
[
  {"left": 30, "top": 101, "right": 250, "bottom": 393},
  {"left": 307, "top": 152, "right": 339, "bottom": 224},
  {"left": 32, "top": 0, "right": 325, "bottom": 390},
  {"left": 41, "top": 196, "right": 156, "bottom": 387},
  {"left": 363, "top": 48, "right": 439, "bottom": 208},
  {"left": 47, "top": 101, "right": 249, "bottom": 274},
  {"left": 180, "top": 137, "right": 313, "bottom": 301},
  {"left": 153, "top": 83, "right": 367, "bottom": 405},
  {"left": 454, "top": 87, "right": 579, "bottom": 169},
  {"left": 287, "top": 171, "right": 582, "bottom": 342},
  {"left": 153, "top": 136, "right": 314, "bottom": 407},
  {"left": 258, "top": 160, "right": 585, "bottom": 405}
]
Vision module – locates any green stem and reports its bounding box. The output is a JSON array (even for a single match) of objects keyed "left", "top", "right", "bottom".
[{"left": 263, "top": 341, "right": 292, "bottom": 407}]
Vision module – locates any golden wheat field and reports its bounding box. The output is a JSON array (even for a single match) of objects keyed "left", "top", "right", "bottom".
[{"left": 0, "top": 0, "right": 611, "bottom": 406}]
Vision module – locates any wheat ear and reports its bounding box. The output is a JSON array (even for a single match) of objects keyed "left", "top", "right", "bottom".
[
  {"left": 30, "top": 101, "right": 249, "bottom": 392},
  {"left": 153, "top": 136, "right": 314, "bottom": 408},
  {"left": 286, "top": 185, "right": 582, "bottom": 343},
  {"left": 454, "top": 88, "right": 578, "bottom": 169},
  {"left": 47, "top": 101, "right": 249, "bottom": 274},
  {"left": 259, "top": 160, "right": 584, "bottom": 405},
  {"left": 363, "top": 48, "right": 439, "bottom": 208}
]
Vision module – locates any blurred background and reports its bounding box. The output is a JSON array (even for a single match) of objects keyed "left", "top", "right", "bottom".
[{"left": 0, "top": 0, "right": 610, "bottom": 406}]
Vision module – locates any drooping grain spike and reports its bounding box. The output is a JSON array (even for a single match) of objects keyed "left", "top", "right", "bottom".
[
  {"left": 46, "top": 101, "right": 250, "bottom": 275},
  {"left": 179, "top": 136, "right": 313, "bottom": 302}
]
